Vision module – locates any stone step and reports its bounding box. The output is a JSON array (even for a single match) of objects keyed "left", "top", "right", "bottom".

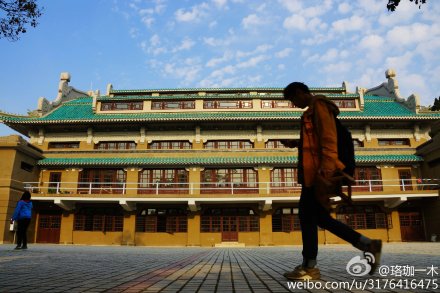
[{"left": 214, "top": 242, "right": 245, "bottom": 248}]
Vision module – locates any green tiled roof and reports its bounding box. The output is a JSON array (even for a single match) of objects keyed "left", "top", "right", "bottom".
[
  {"left": 37, "top": 154, "right": 422, "bottom": 167},
  {"left": 97, "top": 93, "right": 359, "bottom": 101},
  {"left": 2, "top": 95, "right": 440, "bottom": 125},
  {"left": 109, "top": 87, "right": 345, "bottom": 94}
]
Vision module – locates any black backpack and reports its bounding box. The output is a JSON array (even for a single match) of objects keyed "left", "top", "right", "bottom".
[{"left": 335, "top": 118, "right": 356, "bottom": 179}]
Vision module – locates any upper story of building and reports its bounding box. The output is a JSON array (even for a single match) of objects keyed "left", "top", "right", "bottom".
[{"left": 0, "top": 69, "right": 439, "bottom": 153}]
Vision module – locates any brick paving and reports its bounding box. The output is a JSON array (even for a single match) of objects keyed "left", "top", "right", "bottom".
[{"left": 0, "top": 243, "right": 439, "bottom": 293}]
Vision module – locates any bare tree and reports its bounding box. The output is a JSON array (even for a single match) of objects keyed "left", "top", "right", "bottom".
[{"left": 0, "top": 0, "right": 43, "bottom": 41}]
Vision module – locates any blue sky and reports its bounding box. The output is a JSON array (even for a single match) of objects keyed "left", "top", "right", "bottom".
[{"left": 1, "top": 0, "right": 440, "bottom": 136}]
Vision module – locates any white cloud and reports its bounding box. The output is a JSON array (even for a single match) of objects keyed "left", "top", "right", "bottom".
[
  {"left": 209, "top": 21, "right": 217, "bottom": 28},
  {"left": 332, "top": 15, "right": 367, "bottom": 33},
  {"left": 338, "top": 2, "right": 351, "bottom": 14},
  {"left": 236, "top": 44, "right": 272, "bottom": 59},
  {"left": 386, "top": 23, "right": 435, "bottom": 47},
  {"left": 321, "top": 62, "right": 352, "bottom": 74},
  {"left": 206, "top": 51, "right": 233, "bottom": 67},
  {"left": 278, "top": 0, "right": 302, "bottom": 13},
  {"left": 212, "top": 0, "right": 228, "bottom": 9},
  {"left": 150, "top": 34, "right": 160, "bottom": 46},
  {"left": 141, "top": 16, "right": 154, "bottom": 27},
  {"left": 385, "top": 52, "right": 414, "bottom": 74},
  {"left": 320, "top": 48, "right": 339, "bottom": 62},
  {"left": 175, "top": 3, "right": 209, "bottom": 22},
  {"left": 242, "top": 14, "right": 265, "bottom": 30},
  {"left": 359, "top": 34, "right": 384, "bottom": 51},
  {"left": 172, "top": 37, "right": 195, "bottom": 52},
  {"left": 237, "top": 55, "right": 269, "bottom": 68},
  {"left": 163, "top": 61, "right": 202, "bottom": 84},
  {"left": 275, "top": 48, "right": 292, "bottom": 58},
  {"left": 283, "top": 14, "right": 307, "bottom": 31}
]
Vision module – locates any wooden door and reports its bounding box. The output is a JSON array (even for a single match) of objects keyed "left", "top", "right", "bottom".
[
  {"left": 221, "top": 216, "right": 238, "bottom": 242},
  {"left": 399, "top": 212, "right": 425, "bottom": 241},
  {"left": 36, "top": 214, "right": 61, "bottom": 243}
]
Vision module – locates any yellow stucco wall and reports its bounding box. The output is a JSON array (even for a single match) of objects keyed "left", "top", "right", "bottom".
[
  {"left": 72, "top": 231, "right": 123, "bottom": 245},
  {"left": 135, "top": 233, "right": 188, "bottom": 246},
  {"left": 238, "top": 232, "right": 260, "bottom": 246},
  {"left": 200, "top": 233, "right": 222, "bottom": 247}
]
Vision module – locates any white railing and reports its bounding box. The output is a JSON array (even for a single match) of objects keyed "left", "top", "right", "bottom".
[{"left": 24, "top": 179, "right": 439, "bottom": 195}]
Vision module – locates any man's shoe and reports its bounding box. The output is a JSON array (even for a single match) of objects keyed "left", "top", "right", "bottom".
[
  {"left": 365, "top": 239, "right": 382, "bottom": 275},
  {"left": 14, "top": 246, "right": 21, "bottom": 250},
  {"left": 21, "top": 246, "right": 28, "bottom": 250},
  {"left": 284, "top": 265, "right": 321, "bottom": 280}
]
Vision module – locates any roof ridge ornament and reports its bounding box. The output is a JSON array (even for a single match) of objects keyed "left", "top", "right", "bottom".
[
  {"left": 365, "top": 68, "right": 420, "bottom": 113},
  {"left": 37, "top": 72, "right": 89, "bottom": 117}
]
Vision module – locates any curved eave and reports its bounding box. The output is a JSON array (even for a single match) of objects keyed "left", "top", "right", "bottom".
[
  {"left": 3, "top": 115, "right": 439, "bottom": 125},
  {"left": 37, "top": 155, "right": 422, "bottom": 167}
]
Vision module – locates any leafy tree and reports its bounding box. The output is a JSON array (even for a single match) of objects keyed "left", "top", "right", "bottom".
[
  {"left": 431, "top": 97, "right": 440, "bottom": 111},
  {"left": 387, "top": 0, "right": 427, "bottom": 11},
  {"left": 0, "top": 0, "right": 43, "bottom": 41}
]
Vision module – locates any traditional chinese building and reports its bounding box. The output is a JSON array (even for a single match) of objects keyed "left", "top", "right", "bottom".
[{"left": 0, "top": 69, "right": 439, "bottom": 246}]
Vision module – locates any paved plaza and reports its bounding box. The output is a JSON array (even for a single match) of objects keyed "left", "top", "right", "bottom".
[{"left": 0, "top": 243, "right": 439, "bottom": 293}]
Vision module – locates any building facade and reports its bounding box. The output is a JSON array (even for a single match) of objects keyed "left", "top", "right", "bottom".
[{"left": 1, "top": 70, "right": 439, "bottom": 246}]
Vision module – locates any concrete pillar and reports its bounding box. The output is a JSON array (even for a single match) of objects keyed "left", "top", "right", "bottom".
[
  {"left": 187, "top": 212, "right": 201, "bottom": 246},
  {"left": 255, "top": 166, "right": 272, "bottom": 195},
  {"left": 122, "top": 214, "right": 136, "bottom": 245},
  {"left": 186, "top": 167, "right": 203, "bottom": 196},
  {"left": 124, "top": 168, "right": 140, "bottom": 196},
  {"left": 259, "top": 211, "right": 273, "bottom": 246},
  {"left": 60, "top": 213, "right": 74, "bottom": 244}
]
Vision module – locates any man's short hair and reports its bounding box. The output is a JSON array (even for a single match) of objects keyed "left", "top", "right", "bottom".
[{"left": 283, "top": 82, "right": 310, "bottom": 99}]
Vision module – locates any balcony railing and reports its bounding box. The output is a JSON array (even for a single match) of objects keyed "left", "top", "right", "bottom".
[{"left": 24, "top": 179, "right": 439, "bottom": 196}]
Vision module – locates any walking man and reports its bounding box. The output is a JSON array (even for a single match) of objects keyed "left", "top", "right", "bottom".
[{"left": 282, "top": 82, "right": 382, "bottom": 280}]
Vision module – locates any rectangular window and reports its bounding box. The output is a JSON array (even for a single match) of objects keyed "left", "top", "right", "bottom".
[
  {"left": 378, "top": 139, "right": 410, "bottom": 146},
  {"left": 270, "top": 168, "right": 298, "bottom": 193},
  {"left": 204, "top": 140, "right": 253, "bottom": 149},
  {"left": 77, "top": 169, "right": 126, "bottom": 194},
  {"left": 151, "top": 101, "right": 195, "bottom": 110},
  {"left": 272, "top": 208, "right": 301, "bottom": 232},
  {"left": 336, "top": 205, "right": 388, "bottom": 230},
  {"left": 333, "top": 99, "right": 356, "bottom": 108},
  {"left": 95, "top": 141, "right": 136, "bottom": 150},
  {"left": 138, "top": 169, "right": 189, "bottom": 194},
  {"left": 265, "top": 140, "right": 296, "bottom": 149},
  {"left": 100, "top": 101, "right": 143, "bottom": 111},
  {"left": 354, "top": 167, "right": 383, "bottom": 192},
  {"left": 203, "top": 100, "right": 252, "bottom": 109},
  {"left": 261, "top": 100, "right": 294, "bottom": 108},
  {"left": 201, "top": 168, "right": 258, "bottom": 194},
  {"left": 136, "top": 208, "right": 187, "bottom": 232},
  {"left": 74, "top": 207, "right": 123, "bottom": 232},
  {"left": 48, "top": 142, "right": 80, "bottom": 149},
  {"left": 149, "top": 141, "right": 192, "bottom": 149}
]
